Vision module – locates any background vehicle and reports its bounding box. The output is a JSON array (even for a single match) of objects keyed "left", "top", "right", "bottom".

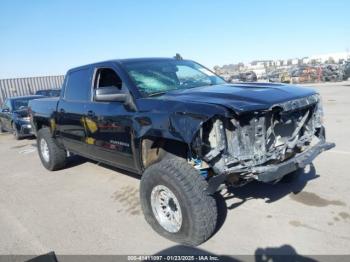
[
  {"left": 322, "top": 64, "right": 343, "bottom": 82},
  {"left": 228, "top": 73, "right": 241, "bottom": 82},
  {"left": 290, "top": 66, "right": 320, "bottom": 84},
  {"left": 35, "top": 89, "right": 61, "bottom": 97},
  {"left": 30, "top": 58, "right": 334, "bottom": 246},
  {"left": 344, "top": 62, "right": 350, "bottom": 80},
  {"left": 0, "top": 95, "right": 44, "bottom": 139},
  {"left": 239, "top": 71, "right": 257, "bottom": 82},
  {"left": 268, "top": 70, "right": 291, "bottom": 83}
]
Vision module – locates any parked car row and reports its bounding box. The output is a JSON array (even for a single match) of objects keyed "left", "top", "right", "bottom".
[
  {"left": 221, "top": 62, "right": 350, "bottom": 84},
  {"left": 0, "top": 89, "right": 60, "bottom": 139},
  {"left": 267, "top": 63, "right": 349, "bottom": 84}
]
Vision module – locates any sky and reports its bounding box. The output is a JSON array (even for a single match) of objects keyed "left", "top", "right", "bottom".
[{"left": 0, "top": 0, "right": 349, "bottom": 78}]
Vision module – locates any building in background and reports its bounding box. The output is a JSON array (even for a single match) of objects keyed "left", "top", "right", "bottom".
[
  {"left": 309, "top": 52, "right": 349, "bottom": 64},
  {"left": 0, "top": 75, "right": 64, "bottom": 104}
]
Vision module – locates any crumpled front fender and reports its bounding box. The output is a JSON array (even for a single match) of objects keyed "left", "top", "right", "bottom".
[{"left": 169, "top": 112, "right": 210, "bottom": 144}]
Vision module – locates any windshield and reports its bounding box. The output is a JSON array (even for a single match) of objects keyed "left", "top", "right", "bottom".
[
  {"left": 36, "top": 90, "right": 60, "bottom": 97},
  {"left": 123, "top": 60, "right": 226, "bottom": 96},
  {"left": 50, "top": 90, "right": 61, "bottom": 97},
  {"left": 12, "top": 98, "right": 34, "bottom": 111}
]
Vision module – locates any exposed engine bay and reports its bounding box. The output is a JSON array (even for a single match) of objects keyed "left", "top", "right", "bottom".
[{"left": 191, "top": 94, "right": 334, "bottom": 191}]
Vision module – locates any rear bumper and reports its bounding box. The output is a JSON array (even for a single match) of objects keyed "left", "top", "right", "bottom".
[{"left": 255, "top": 141, "right": 335, "bottom": 182}]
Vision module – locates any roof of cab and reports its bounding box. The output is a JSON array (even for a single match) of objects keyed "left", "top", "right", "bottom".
[{"left": 67, "top": 57, "right": 180, "bottom": 72}]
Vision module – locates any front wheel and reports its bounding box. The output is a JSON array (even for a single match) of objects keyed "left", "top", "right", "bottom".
[
  {"left": 12, "top": 123, "right": 20, "bottom": 140},
  {"left": 37, "top": 127, "right": 67, "bottom": 171},
  {"left": 0, "top": 121, "right": 5, "bottom": 133},
  {"left": 140, "top": 157, "right": 218, "bottom": 246}
]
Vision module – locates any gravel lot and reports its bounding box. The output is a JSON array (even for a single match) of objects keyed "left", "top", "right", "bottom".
[{"left": 0, "top": 81, "right": 350, "bottom": 258}]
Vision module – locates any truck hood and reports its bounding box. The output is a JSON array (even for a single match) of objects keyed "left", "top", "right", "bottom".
[{"left": 161, "top": 83, "right": 316, "bottom": 114}]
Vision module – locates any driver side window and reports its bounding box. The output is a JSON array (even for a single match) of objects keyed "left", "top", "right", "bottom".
[{"left": 95, "top": 68, "right": 123, "bottom": 90}]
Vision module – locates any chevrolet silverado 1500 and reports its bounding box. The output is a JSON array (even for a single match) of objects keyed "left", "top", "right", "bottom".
[{"left": 29, "top": 57, "right": 335, "bottom": 245}]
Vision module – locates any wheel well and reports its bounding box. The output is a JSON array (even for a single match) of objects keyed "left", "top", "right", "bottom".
[
  {"left": 141, "top": 137, "right": 188, "bottom": 169},
  {"left": 36, "top": 121, "right": 44, "bottom": 131},
  {"left": 33, "top": 118, "right": 50, "bottom": 132}
]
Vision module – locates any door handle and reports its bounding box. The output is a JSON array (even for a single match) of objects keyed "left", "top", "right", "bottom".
[{"left": 87, "top": 110, "right": 95, "bottom": 117}]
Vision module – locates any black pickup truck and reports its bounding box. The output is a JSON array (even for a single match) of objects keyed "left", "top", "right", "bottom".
[{"left": 29, "top": 57, "right": 335, "bottom": 245}]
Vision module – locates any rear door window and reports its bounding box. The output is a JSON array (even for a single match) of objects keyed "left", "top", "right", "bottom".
[{"left": 65, "top": 68, "right": 92, "bottom": 101}]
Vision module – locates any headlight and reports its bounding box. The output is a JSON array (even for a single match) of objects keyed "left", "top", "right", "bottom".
[{"left": 314, "top": 94, "right": 324, "bottom": 127}]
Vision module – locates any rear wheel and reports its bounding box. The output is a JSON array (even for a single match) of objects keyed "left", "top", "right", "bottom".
[
  {"left": 37, "top": 127, "right": 67, "bottom": 171},
  {"left": 140, "top": 157, "right": 218, "bottom": 246}
]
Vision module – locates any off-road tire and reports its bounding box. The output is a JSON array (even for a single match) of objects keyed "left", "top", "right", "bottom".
[
  {"left": 140, "top": 157, "right": 218, "bottom": 246},
  {"left": 12, "top": 122, "right": 20, "bottom": 140},
  {"left": 37, "top": 127, "right": 66, "bottom": 171}
]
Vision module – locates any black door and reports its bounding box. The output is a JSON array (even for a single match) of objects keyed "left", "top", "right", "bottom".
[
  {"left": 84, "top": 67, "right": 136, "bottom": 171},
  {"left": 57, "top": 100, "right": 88, "bottom": 154},
  {"left": 56, "top": 67, "right": 93, "bottom": 156}
]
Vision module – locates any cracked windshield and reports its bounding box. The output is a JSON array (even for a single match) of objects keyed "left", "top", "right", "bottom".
[{"left": 124, "top": 60, "right": 226, "bottom": 96}]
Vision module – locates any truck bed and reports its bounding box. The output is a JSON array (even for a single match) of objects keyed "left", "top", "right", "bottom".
[{"left": 29, "top": 97, "right": 59, "bottom": 118}]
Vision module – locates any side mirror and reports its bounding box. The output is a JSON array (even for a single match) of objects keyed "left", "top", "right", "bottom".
[{"left": 94, "top": 86, "right": 129, "bottom": 102}]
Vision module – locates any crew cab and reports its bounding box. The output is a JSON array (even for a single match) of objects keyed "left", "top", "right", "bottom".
[{"left": 29, "top": 57, "right": 335, "bottom": 245}]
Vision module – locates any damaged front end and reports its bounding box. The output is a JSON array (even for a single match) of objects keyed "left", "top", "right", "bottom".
[{"left": 192, "top": 94, "right": 335, "bottom": 194}]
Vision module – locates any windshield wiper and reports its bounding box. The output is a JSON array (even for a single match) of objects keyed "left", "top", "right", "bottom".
[{"left": 147, "top": 91, "right": 167, "bottom": 97}]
